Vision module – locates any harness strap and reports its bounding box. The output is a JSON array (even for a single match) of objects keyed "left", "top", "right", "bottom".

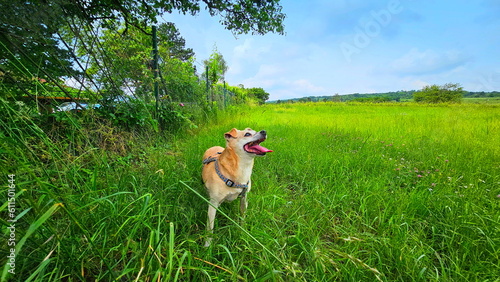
[
  {"left": 202, "top": 152, "right": 249, "bottom": 197},
  {"left": 202, "top": 156, "right": 218, "bottom": 165},
  {"left": 214, "top": 160, "right": 249, "bottom": 189},
  {"left": 202, "top": 152, "right": 221, "bottom": 165}
]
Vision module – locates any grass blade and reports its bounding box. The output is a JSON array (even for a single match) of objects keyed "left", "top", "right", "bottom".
[{"left": 2, "top": 203, "right": 62, "bottom": 281}]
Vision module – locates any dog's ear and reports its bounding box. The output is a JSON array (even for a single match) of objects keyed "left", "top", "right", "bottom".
[{"left": 224, "top": 128, "right": 238, "bottom": 139}]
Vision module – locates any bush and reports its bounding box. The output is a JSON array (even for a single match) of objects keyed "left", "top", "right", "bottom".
[{"left": 413, "top": 83, "right": 464, "bottom": 103}]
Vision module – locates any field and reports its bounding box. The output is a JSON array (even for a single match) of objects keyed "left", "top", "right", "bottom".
[
  {"left": 2, "top": 102, "right": 500, "bottom": 281},
  {"left": 463, "top": 97, "right": 500, "bottom": 104}
]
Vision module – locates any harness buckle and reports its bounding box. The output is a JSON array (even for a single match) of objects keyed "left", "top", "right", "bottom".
[
  {"left": 239, "top": 187, "right": 248, "bottom": 198},
  {"left": 225, "top": 179, "right": 235, "bottom": 187}
]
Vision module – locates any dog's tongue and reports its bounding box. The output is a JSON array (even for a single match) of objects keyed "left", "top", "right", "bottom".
[{"left": 248, "top": 144, "right": 273, "bottom": 154}]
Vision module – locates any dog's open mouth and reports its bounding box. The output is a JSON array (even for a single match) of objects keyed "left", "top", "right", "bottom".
[{"left": 244, "top": 138, "right": 273, "bottom": 155}]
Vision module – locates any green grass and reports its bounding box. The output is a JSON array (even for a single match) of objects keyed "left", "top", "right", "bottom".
[
  {"left": 463, "top": 97, "right": 500, "bottom": 104},
  {"left": 1, "top": 102, "right": 500, "bottom": 281}
]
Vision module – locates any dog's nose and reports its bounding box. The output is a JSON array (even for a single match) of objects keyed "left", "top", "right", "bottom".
[{"left": 260, "top": 130, "right": 267, "bottom": 136}]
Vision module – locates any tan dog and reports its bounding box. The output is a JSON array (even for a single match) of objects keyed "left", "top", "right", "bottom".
[{"left": 202, "top": 128, "right": 272, "bottom": 246}]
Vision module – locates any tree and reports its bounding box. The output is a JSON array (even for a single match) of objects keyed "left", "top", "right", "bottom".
[
  {"left": 65, "top": 0, "right": 286, "bottom": 35},
  {"left": 158, "top": 23, "right": 194, "bottom": 62},
  {"left": 85, "top": 24, "right": 200, "bottom": 102},
  {"left": 413, "top": 83, "right": 464, "bottom": 103},
  {"left": 247, "top": 87, "right": 270, "bottom": 104},
  {"left": 203, "top": 48, "right": 228, "bottom": 86},
  {"left": 0, "top": 0, "right": 76, "bottom": 98},
  {"left": 332, "top": 93, "right": 342, "bottom": 102}
]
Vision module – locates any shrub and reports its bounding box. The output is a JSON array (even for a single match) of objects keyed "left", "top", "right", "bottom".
[{"left": 413, "top": 83, "right": 464, "bottom": 103}]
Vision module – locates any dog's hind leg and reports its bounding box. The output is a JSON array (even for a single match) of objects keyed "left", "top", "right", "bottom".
[{"left": 205, "top": 199, "right": 219, "bottom": 247}]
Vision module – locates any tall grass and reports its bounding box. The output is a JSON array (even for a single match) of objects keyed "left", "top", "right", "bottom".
[{"left": 1, "top": 102, "right": 499, "bottom": 281}]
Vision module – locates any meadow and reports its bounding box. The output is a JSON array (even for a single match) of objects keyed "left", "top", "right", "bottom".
[{"left": 1, "top": 102, "right": 499, "bottom": 281}]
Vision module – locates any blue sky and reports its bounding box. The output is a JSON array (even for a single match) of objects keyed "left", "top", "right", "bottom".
[{"left": 162, "top": 0, "right": 500, "bottom": 101}]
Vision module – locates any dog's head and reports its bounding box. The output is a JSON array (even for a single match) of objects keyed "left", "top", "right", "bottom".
[{"left": 224, "top": 128, "right": 273, "bottom": 157}]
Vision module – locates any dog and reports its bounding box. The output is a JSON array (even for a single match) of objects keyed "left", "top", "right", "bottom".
[{"left": 202, "top": 128, "right": 272, "bottom": 246}]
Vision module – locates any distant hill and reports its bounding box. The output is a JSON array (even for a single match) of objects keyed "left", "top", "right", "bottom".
[{"left": 269, "top": 90, "right": 500, "bottom": 103}]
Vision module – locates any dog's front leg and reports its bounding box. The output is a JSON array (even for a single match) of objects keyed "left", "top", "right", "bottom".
[
  {"left": 239, "top": 194, "right": 248, "bottom": 218},
  {"left": 205, "top": 199, "right": 219, "bottom": 247},
  {"left": 240, "top": 182, "right": 251, "bottom": 218}
]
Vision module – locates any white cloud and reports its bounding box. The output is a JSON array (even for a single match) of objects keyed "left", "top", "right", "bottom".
[
  {"left": 239, "top": 64, "right": 330, "bottom": 100},
  {"left": 228, "top": 38, "right": 272, "bottom": 76},
  {"left": 408, "top": 79, "right": 431, "bottom": 90},
  {"left": 241, "top": 64, "right": 285, "bottom": 88},
  {"left": 390, "top": 48, "right": 470, "bottom": 75},
  {"left": 292, "top": 79, "right": 326, "bottom": 94},
  {"left": 232, "top": 38, "right": 253, "bottom": 58},
  {"left": 468, "top": 70, "right": 500, "bottom": 91}
]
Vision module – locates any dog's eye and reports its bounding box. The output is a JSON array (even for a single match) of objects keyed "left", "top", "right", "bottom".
[{"left": 244, "top": 133, "right": 252, "bottom": 137}]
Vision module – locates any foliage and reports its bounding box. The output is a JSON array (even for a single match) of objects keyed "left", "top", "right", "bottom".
[
  {"left": 2, "top": 0, "right": 285, "bottom": 34},
  {"left": 84, "top": 26, "right": 147, "bottom": 100},
  {"left": 225, "top": 85, "right": 251, "bottom": 104},
  {"left": 82, "top": 23, "right": 203, "bottom": 105},
  {"left": 156, "top": 102, "right": 199, "bottom": 131},
  {"left": 0, "top": 0, "right": 285, "bottom": 84},
  {"left": 157, "top": 22, "right": 195, "bottom": 62},
  {"left": 1, "top": 0, "right": 285, "bottom": 103},
  {"left": 0, "top": 0, "right": 76, "bottom": 98},
  {"left": 97, "top": 98, "right": 157, "bottom": 130},
  {"left": 203, "top": 47, "right": 228, "bottom": 86},
  {"left": 94, "top": 97, "right": 200, "bottom": 132},
  {"left": 162, "top": 58, "right": 205, "bottom": 102},
  {"left": 413, "top": 83, "right": 464, "bottom": 103},
  {"left": 205, "top": 0, "right": 286, "bottom": 35},
  {"left": 221, "top": 85, "right": 271, "bottom": 105},
  {"left": 71, "top": 0, "right": 286, "bottom": 35},
  {"left": 246, "top": 87, "right": 270, "bottom": 104}
]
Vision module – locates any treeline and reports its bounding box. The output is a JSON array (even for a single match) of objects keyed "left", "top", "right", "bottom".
[
  {"left": 272, "top": 90, "right": 500, "bottom": 104},
  {"left": 272, "top": 91, "right": 415, "bottom": 103},
  {"left": 464, "top": 91, "right": 500, "bottom": 98}
]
